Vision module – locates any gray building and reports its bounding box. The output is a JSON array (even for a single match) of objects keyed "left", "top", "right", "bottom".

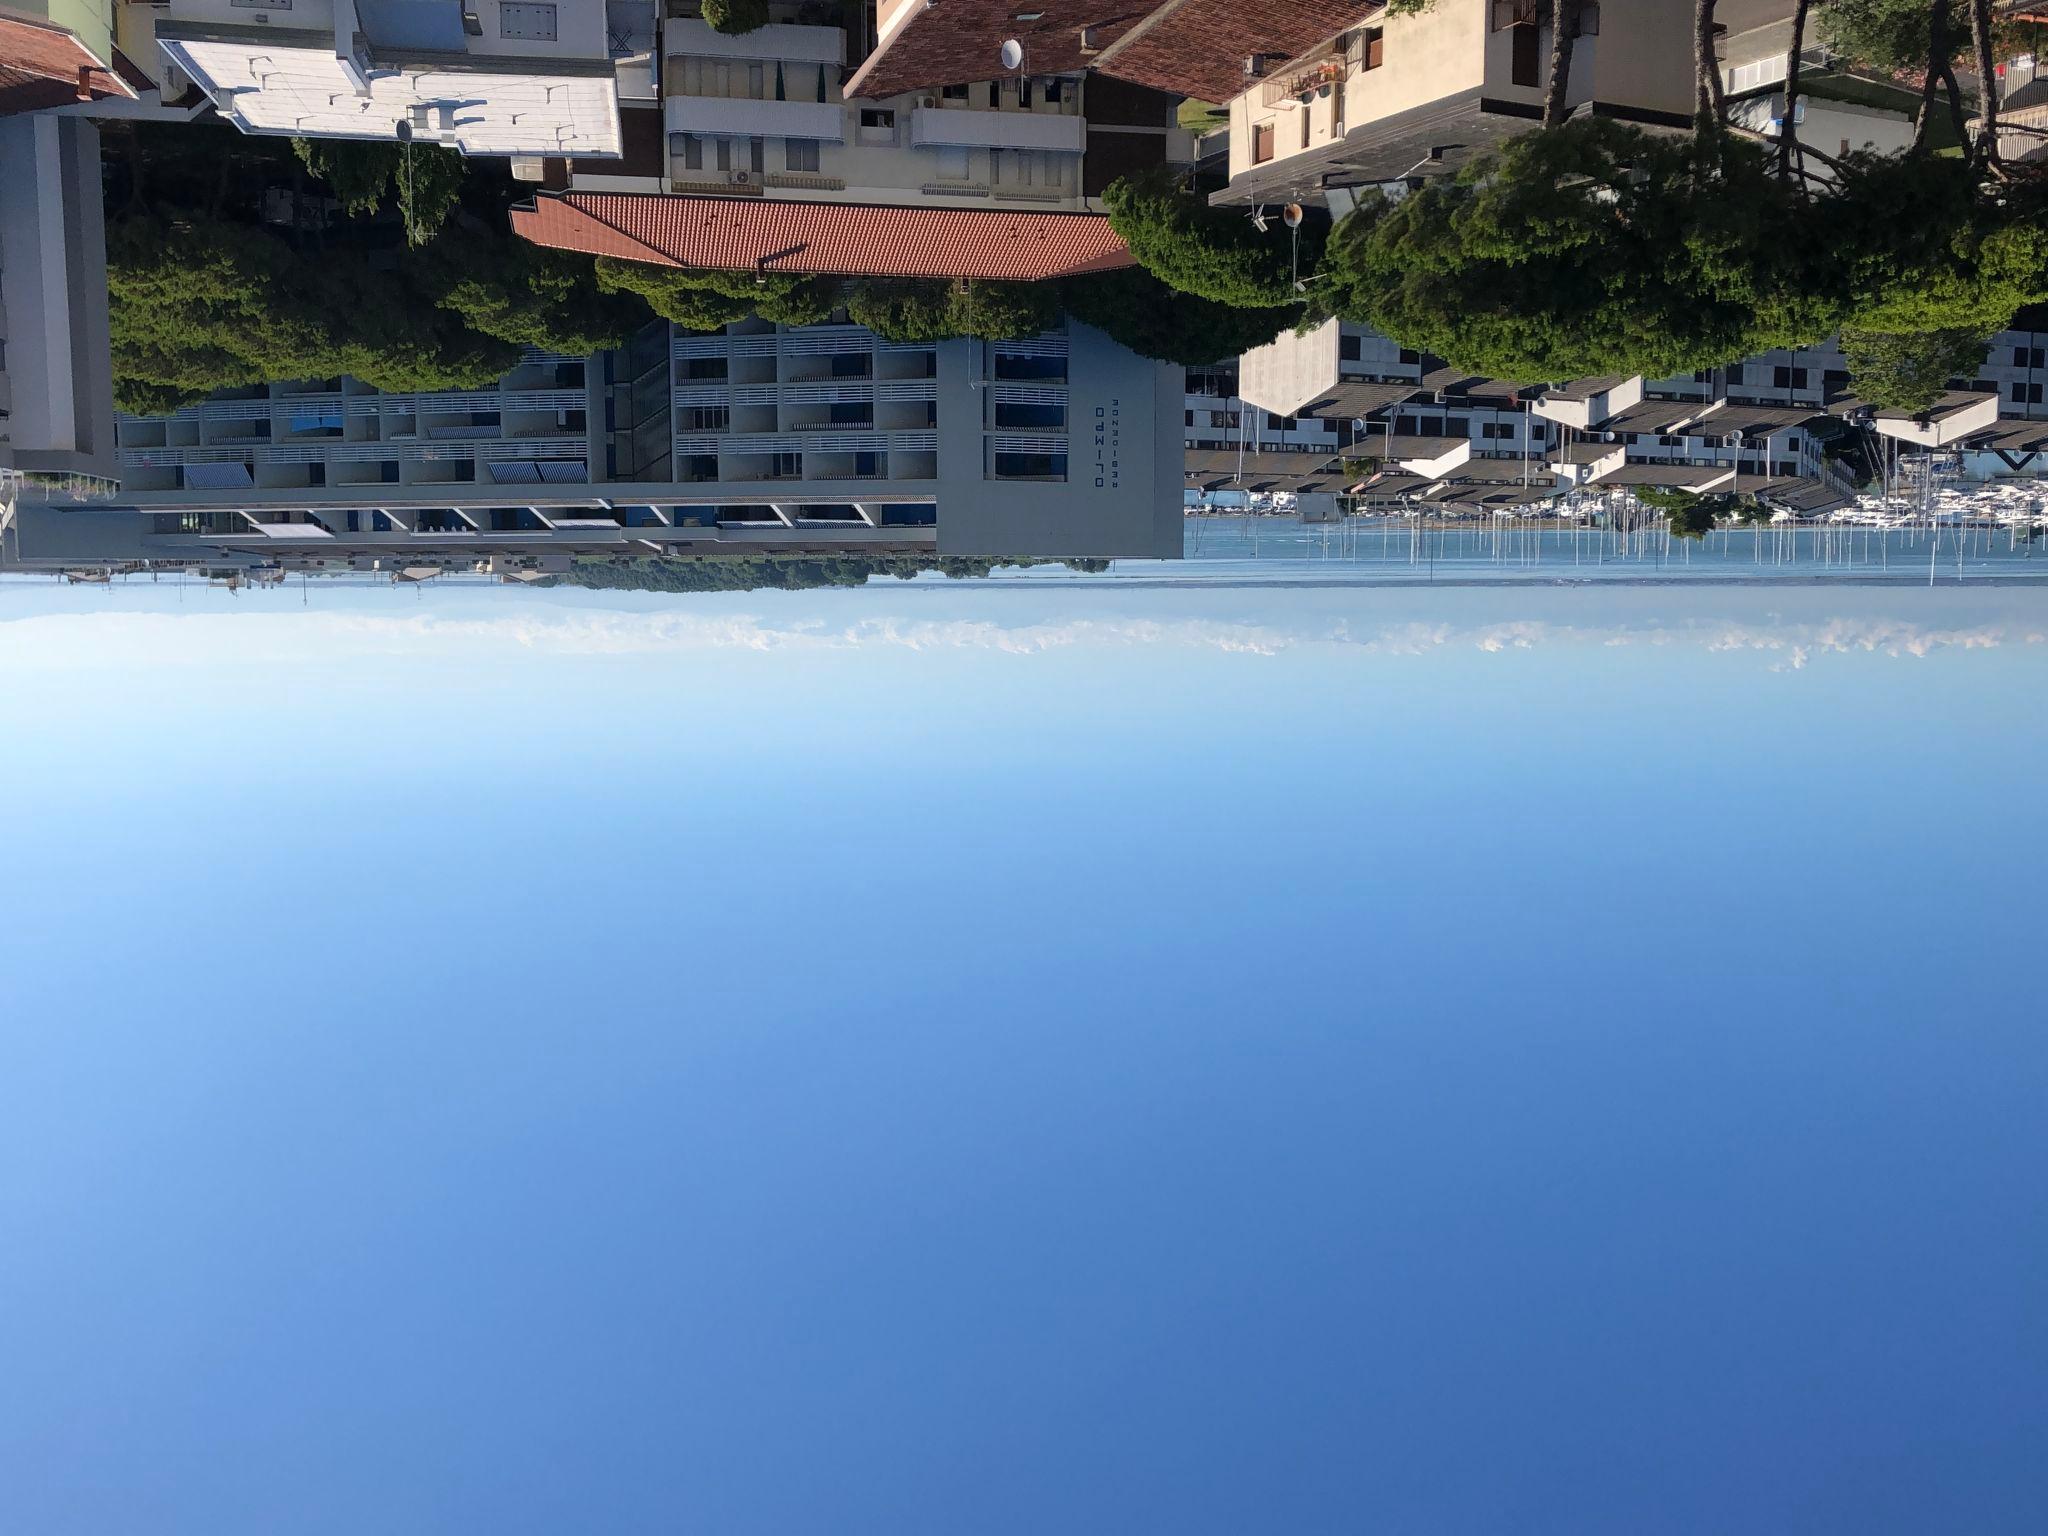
[
  {"left": 0, "top": 112, "right": 117, "bottom": 486},
  {"left": 19, "top": 315, "right": 1182, "bottom": 572}
]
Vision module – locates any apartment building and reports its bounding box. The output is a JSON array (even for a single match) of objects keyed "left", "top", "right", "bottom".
[
  {"left": 79, "top": 314, "right": 1182, "bottom": 561},
  {"left": 0, "top": 112, "right": 117, "bottom": 484},
  {"left": 133, "top": 0, "right": 625, "bottom": 157},
  {"left": 1217, "top": 319, "right": 1871, "bottom": 515},
  {"left": 504, "top": 0, "right": 1185, "bottom": 214},
  {"left": 1205, "top": 0, "right": 1696, "bottom": 209},
  {"left": 0, "top": 0, "right": 146, "bottom": 112}
]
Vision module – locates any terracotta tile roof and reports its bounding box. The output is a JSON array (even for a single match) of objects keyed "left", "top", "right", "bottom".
[
  {"left": 512, "top": 192, "right": 1134, "bottom": 281},
  {"left": 844, "top": 1, "right": 1149, "bottom": 100},
  {"left": 1093, "top": 0, "right": 1380, "bottom": 106},
  {"left": 0, "top": 15, "right": 137, "bottom": 117}
]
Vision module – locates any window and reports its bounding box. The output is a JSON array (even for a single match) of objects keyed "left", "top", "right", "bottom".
[
  {"left": 1044, "top": 79, "right": 1063, "bottom": 103},
  {"left": 1398, "top": 348, "right": 1420, "bottom": 365},
  {"left": 747, "top": 62, "right": 764, "bottom": 98},
  {"left": 1019, "top": 77, "right": 1032, "bottom": 107},
  {"left": 783, "top": 137, "right": 820, "bottom": 173},
  {"left": 1253, "top": 122, "right": 1274, "bottom": 163},
  {"left": 942, "top": 82, "right": 970, "bottom": 101},
  {"left": 1361, "top": 26, "right": 1383, "bottom": 69},
  {"left": 771, "top": 451, "right": 802, "bottom": 477},
  {"left": 680, "top": 133, "right": 703, "bottom": 171},
  {"left": 2012, "top": 381, "right": 2044, "bottom": 404},
  {"left": 684, "top": 405, "right": 730, "bottom": 431},
  {"left": 1185, "top": 410, "right": 1195, "bottom": 426},
  {"left": 749, "top": 136, "right": 765, "bottom": 173},
  {"left": 683, "top": 357, "right": 727, "bottom": 380},
  {"left": 854, "top": 451, "right": 882, "bottom": 477},
  {"left": 1511, "top": 22, "right": 1539, "bottom": 86},
  {"left": 1339, "top": 334, "right": 1361, "bottom": 361},
  {"left": 860, "top": 108, "right": 895, "bottom": 129},
  {"left": 345, "top": 509, "right": 359, "bottom": 532},
  {"left": 1772, "top": 366, "right": 1808, "bottom": 389},
  {"left": 2017, "top": 345, "right": 2046, "bottom": 369}
]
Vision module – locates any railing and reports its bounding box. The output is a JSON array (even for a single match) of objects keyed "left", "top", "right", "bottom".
[
  {"left": 667, "top": 174, "right": 766, "bottom": 196},
  {"left": 762, "top": 171, "right": 846, "bottom": 191},
  {"left": 1262, "top": 55, "right": 1347, "bottom": 108}
]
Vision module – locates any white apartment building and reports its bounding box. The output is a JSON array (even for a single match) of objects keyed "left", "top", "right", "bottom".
[
  {"left": 88, "top": 315, "right": 1183, "bottom": 561},
  {"left": 133, "top": 0, "right": 625, "bottom": 157},
  {"left": 530, "top": 0, "right": 1182, "bottom": 208}
]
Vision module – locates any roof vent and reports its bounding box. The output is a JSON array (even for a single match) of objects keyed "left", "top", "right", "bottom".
[{"left": 1079, "top": 25, "right": 1103, "bottom": 52}]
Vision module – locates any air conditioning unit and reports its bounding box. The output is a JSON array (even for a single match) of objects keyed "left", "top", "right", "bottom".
[
  {"left": 919, "top": 95, "right": 936, "bottom": 107},
  {"left": 732, "top": 169, "right": 752, "bottom": 184}
]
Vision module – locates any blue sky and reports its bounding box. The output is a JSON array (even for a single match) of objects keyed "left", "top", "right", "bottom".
[{"left": 1, "top": 580, "right": 2045, "bottom": 1534}]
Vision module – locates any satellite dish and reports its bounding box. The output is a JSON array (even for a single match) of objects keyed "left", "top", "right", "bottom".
[
  {"left": 999, "top": 38, "right": 1024, "bottom": 70},
  {"left": 1282, "top": 203, "right": 1304, "bottom": 228}
]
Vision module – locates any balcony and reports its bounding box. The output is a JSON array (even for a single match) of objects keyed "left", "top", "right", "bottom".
[
  {"left": 909, "top": 106, "right": 1084, "bottom": 153},
  {"left": 664, "top": 17, "right": 846, "bottom": 63},
  {"left": 666, "top": 95, "right": 845, "bottom": 141}
]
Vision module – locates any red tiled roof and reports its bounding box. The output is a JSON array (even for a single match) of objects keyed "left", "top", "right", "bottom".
[
  {"left": 844, "top": 1, "right": 1149, "bottom": 101},
  {"left": 0, "top": 15, "right": 137, "bottom": 117},
  {"left": 512, "top": 192, "right": 1134, "bottom": 281},
  {"left": 1094, "top": 0, "right": 1379, "bottom": 105}
]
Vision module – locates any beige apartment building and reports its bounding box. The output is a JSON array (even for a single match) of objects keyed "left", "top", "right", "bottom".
[{"left": 1213, "top": 0, "right": 1697, "bottom": 207}]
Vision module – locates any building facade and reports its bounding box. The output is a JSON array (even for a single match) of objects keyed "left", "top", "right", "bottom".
[
  {"left": 136, "top": 0, "right": 625, "bottom": 157},
  {"left": 76, "top": 315, "right": 1182, "bottom": 565}
]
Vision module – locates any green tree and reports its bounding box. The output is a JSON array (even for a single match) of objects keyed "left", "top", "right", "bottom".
[
  {"left": 1059, "top": 268, "right": 1296, "bottom": 364},
  {"left": 701, "top": 0, "right": 769, "bottom": 35},
  {"left": 106, "top": 213, "right": 519, "bottom": 412},
  {"left": 393, "top": 141, "right": 467, "bottom": 246},
  {"left": 1101, "top": 171, "right": 1314, "bottom": 308},
  {"left": 1315, "top": 120, "right": 1826, "bottom": 382},
  {"left": 1819, "top": 0, "right": 1973, "bottom": 73},
  {"left": 1631, "top": 485, "right": 1731, "bottom": 538},
  {"left": 1839, "top": 327, "right": 1991, "bottom": 411},
  {"left": 842, "top": 278, "right": 1059, "bottom": 341},
  {"left": 292, "top": 136, "right": 400, "bottom": 216},
  {"left": 593, "top": 258, "right": 840, "bottom": 329},
  {"left": 421, "top": 242, "right": 645, "bottom": 355}
]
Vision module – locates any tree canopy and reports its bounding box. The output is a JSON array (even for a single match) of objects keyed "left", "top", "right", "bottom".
[
  {"left": 292, "top": 136, "right": 467, "bottom": 245},
  {"left": 1102, "top": 171, "right": 1318, "bottom": 309},
  {"left": 1311, "top": 118, "right": 2048, "bottom": 385},
  {"left": 842, "top": 278, "right": 1060, "bottom": 342},
  {"left": 1839, "top": 326, "right": 1991, "bottom": 411},
  {"left": 1058, "top": 268, "right": 1297, "bottom": 365},
  {"left": 700, "top": 0, "right": 769, "bottom": 35},
  {"left": 593, "top": 259, "right": 841, "bottom": 330}
]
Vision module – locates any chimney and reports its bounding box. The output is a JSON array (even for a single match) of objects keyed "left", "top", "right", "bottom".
[{"left": 76, "top": 64, "right": 96, "bottom": 101}]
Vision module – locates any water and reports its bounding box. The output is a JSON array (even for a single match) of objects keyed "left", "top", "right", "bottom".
[{"left": 1125, "top": 518, "right": 2048, "bottom": 584}]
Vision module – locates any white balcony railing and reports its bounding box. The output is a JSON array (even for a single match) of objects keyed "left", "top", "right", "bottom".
[
  {"left": 666, "top": 95, "right": 845, "bottom": 142},
  {"left": 664, "top": 17, "right": 846, "bottom": 64},
  {"left": 909, "top": 106, "right": 1084, "bottom": 153}
]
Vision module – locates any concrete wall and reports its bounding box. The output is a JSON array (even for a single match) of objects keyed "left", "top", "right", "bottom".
[{"left": 1238, "top": 319, "right": 1342, "bottom": 417}]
